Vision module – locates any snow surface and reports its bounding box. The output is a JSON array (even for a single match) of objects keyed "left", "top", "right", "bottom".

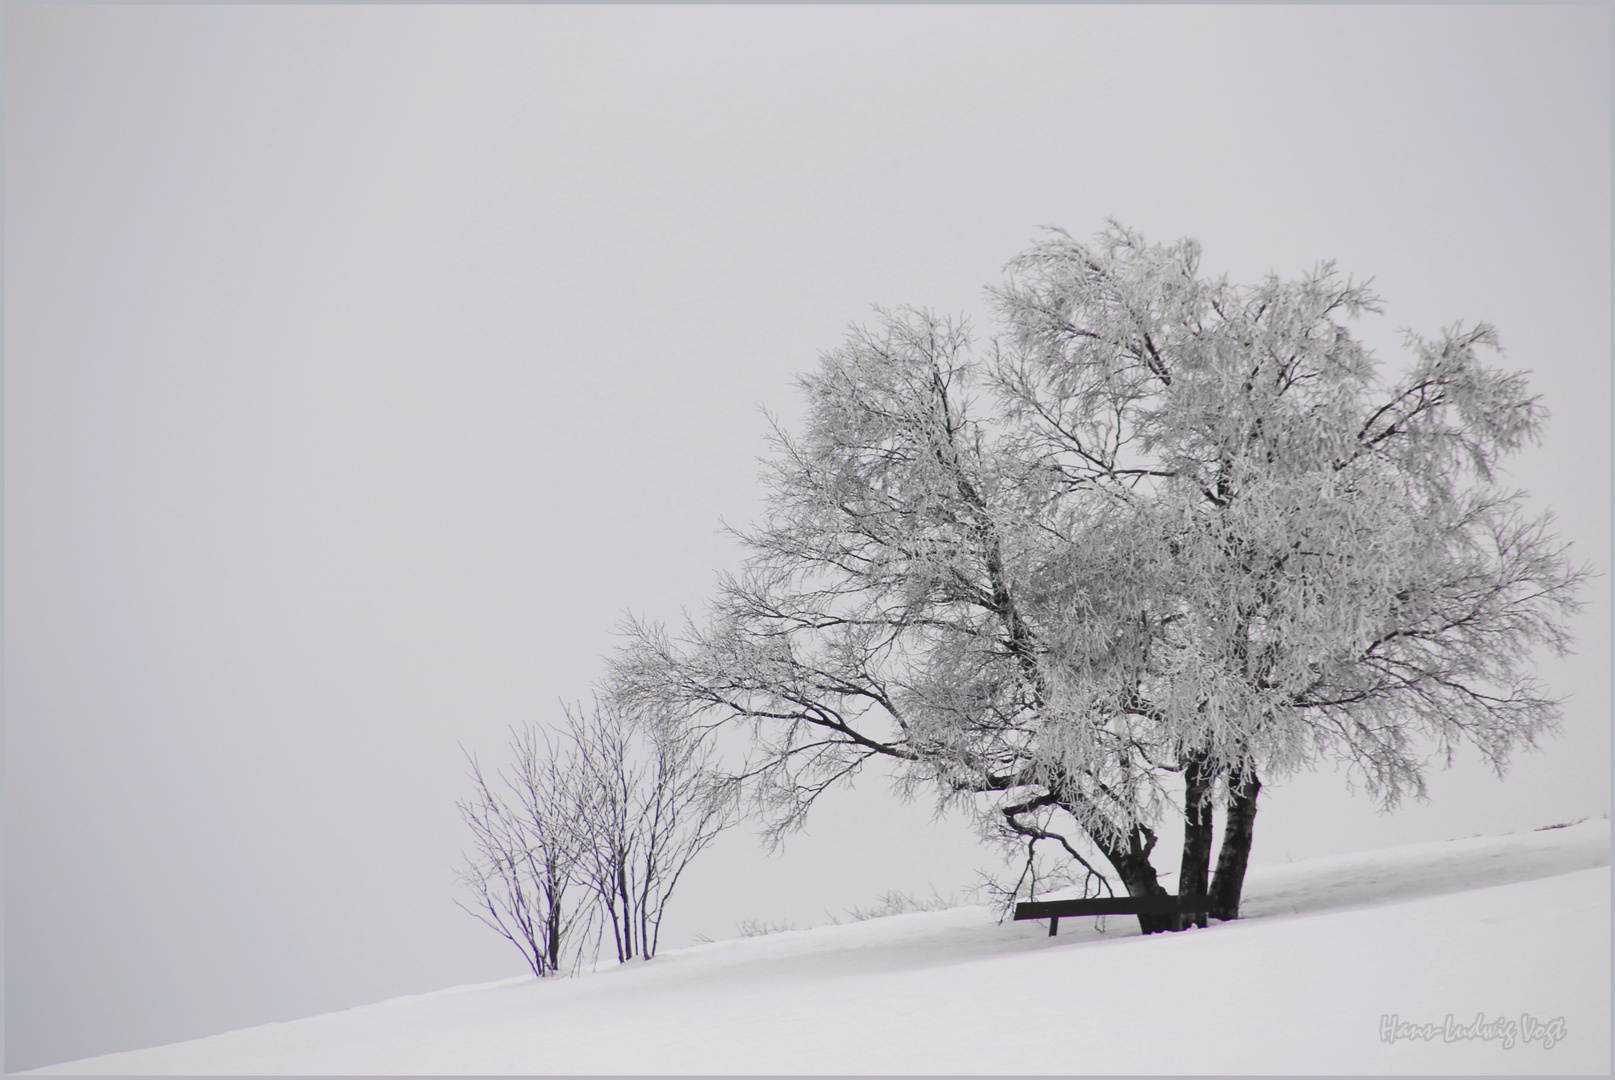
[{"left": 24, "top": 818, "right": 1609, "bottom": 1075}]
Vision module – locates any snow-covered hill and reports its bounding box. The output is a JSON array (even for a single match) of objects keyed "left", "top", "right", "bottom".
[{"left": 26, "top": 819, "right": 1609, "bottom": 1075}]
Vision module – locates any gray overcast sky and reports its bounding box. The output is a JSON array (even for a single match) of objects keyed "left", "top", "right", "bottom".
[{"left": 6, "top": 4, "right": 1609, "bottom": 1072}]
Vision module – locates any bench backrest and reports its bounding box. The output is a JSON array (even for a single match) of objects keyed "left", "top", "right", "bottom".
[{"left": 1014, "top": 894, "right": 1212, "bottom": 919}]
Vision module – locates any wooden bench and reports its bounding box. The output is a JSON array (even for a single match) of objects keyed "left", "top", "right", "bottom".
[{"left": 1014, "top": 894, "right": 1214, "bottom": 935}]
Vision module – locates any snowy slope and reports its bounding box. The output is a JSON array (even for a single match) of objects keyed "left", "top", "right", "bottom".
[{"left": 24, "top": 819, "right": 1609, "bottom": 1076}]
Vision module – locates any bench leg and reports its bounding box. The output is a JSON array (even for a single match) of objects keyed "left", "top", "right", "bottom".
[{"left": 1048, "top": 916, "right": 1059, "bottom": 937}]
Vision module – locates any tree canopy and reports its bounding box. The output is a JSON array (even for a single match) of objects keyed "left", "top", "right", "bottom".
[{"left": 615, "top": 222, "right": 1587, "bottom": 933}]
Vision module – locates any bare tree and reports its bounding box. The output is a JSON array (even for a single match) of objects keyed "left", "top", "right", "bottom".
[
  {"left": 564, "top": 695, "right": 739, "bottom": 962},
  {"left": 616, "top": 223, "right": 1588, "bottom": 933},
  {"left": 455, "top": 726, "right": 591, "bottom": 977},
  {"left": 457, "top": 693, "right": 737, "bottom": 973}
]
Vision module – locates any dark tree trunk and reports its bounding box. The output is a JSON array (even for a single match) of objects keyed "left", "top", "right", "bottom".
[
  {"left": 1209, "top": 766, "right": 1260, "bottom": 921},
  {"left": 1176, "top": 753, "right": 1215, "bottom": 930},
  {"left": 546, "top": 903, "right": 560, "bottom": 974},
  {"left": 1089, "top": 822, "right": 1175, "bottom": 934},
  {"left": 544, "top": 861, "right": 562, "bottom": 974},
  {"left": 617, "top": 860, "right": 635, "bottom": 959}
]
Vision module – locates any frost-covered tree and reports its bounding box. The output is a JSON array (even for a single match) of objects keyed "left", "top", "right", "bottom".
[
  {"left": 616, "top": 223, "right": 1586, "bottom": 933},
  {"left": 993, "top": 224, "right": 1587, "bottom": 922},
  {"left": 616, "top": 309, "right": 1183, "bottom": 926}
]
